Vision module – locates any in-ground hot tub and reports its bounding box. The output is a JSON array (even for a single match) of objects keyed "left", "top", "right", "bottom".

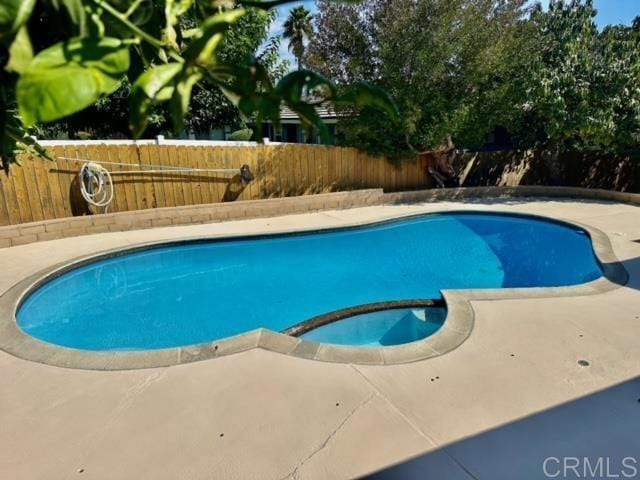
[{"left": 16, "top": 212, "right": 603, "bottom": 352}]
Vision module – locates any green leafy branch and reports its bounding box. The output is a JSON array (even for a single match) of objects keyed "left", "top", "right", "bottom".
[{"left": 0, "top": 0, "right": 398, "bottom": 171}]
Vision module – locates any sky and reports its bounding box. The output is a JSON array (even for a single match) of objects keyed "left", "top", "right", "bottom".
[
  {"left": 587, "top": 0, "right": 640, "bottom": 26},
  {"left": 270, "top": 0, "right": 640, "bottom": 65}
]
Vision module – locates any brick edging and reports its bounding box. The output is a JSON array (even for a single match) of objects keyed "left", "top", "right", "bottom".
[
  {"left": 0, "top": 189, "right": 384, "bottom": 248},
  {"left": 2, "top": 186, "right": 639, "bottom": 248}
]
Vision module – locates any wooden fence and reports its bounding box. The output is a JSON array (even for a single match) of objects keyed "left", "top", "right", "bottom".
[
  {"left": 0, "top": 142, "right": 431, "bottom": 226},
  {"left": 452, "top": 149, "right": 640, "bottom": 192}
]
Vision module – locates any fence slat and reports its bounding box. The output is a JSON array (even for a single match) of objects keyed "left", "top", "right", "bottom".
[
  {"left": 48, "top": 147, "right": 69, "bottom": 219},
  {"left": 246, "top": 146, "right": 260, "bottom": 200},
  {"left": 32, "top": 155, "right": 55, "bottom": 220},
  {"left": 208, "top": 146, "right": 223, "bottom": 202},
  {"left": 11, "top": 160, "right": 34, "bottom": 223},
  {"left": 169, "top": 144, "right": 185, "bottom": 206},
  {"left": 177, "top": 146, "right": 194, "bottom": 206},
  {"left": 21, "top": 156, "right": 45, "bottom": 221},
  {"left": 119, "top": 145, "right": 140, "bottom": 211},
  {"left": 127, "top": 145, "right": 149, "bottom": 210},
  {"left": 0, "top": 178, "right": 11, "bottom": 225},
  {"left": 1, "top": 168, "right": 21, "bottom": 224},
  {"left": 187, "top": 147, "right": 203, "bottom": 206},
  {"left": 195, "top": 146, "right": 211, "bottom": 204},
  {"left": 144, "top": 145, "right": 165, "bottom": 208},
  {"left": 137, "top": 145, "right": 157, "bottom": 209},
  {"left": 157, "top": 145, "right": 176, "bottom": 207}
]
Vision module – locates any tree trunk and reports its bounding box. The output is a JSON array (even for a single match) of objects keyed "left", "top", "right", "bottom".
[{"left": 542, "top": 140, "right": 563, "bottom": 185}]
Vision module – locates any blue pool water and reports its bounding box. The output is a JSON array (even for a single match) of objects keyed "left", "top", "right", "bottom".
[
  {"left": 17, "top": 213, "right": 603, "bottom": 351},
  {"left": 301, "top": 307, "right": 447, "bottom": 347}
]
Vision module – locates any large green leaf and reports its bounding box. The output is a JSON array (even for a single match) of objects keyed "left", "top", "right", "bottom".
[
  {"left": 130, "top": 62, "right": 183, "bottom": 137},
  {"left": 6, "top": 26, "right": 33, "bottom": 74},
  {"left": 169, "top": 72, "right": 202, "bottom": 131},
  {"left": 336, "top": 82, "right": 399, "bottom": 121},
  {"left": 273, "top": 70, "right": 339, "bottom": 142},
  {"left": 164, "top": 0, "right": 195, "bottom": 50},
  {"left": 183, "top": 9, "right": 246, "bottom": 65},
  {"left": 17, "top": 37, "right": 130, "bottom": 126},
  {"left": 134, "top": 63, "right": 183, "bottom": 98},
  {"left": 276, "top": 70, "right": 336, "bottom": 104},
  {"left": 0, "top": 0, "right": 36, "bottom": 41},
  {"left": 207, "top": 61, "right": 280, "bottom": 135},
  {"left": 167, "top": 0, "right": 194, "bottom": 20}
]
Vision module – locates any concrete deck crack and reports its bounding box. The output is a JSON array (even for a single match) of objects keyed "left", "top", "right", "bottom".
[
  {"left": 279, "top": 392, "right": 376, "bottom": 480},
  {"left": 350, "top": 365, "right": 480, "bottom": 480},
  {"left": 349, "top": 365, "right": 439, "bottom": 445}
]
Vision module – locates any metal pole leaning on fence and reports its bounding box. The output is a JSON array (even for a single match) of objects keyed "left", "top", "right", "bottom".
[
  {"left": 56, "top": 157, "right": 253, "bottom": 180},
  {"left": 57, "top": 157, "right": 254, "bottom": 184},
  {"left": 56, "top": 155, "right": 255, "bottom": 211}
]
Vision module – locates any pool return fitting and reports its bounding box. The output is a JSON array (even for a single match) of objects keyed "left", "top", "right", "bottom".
[{"left": 57, "top": 156, "right": 254, "bottom": 211}]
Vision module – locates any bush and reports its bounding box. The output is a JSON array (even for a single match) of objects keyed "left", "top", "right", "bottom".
[{"left": 229, "top": 128, "right": 254, "bottom": 141}]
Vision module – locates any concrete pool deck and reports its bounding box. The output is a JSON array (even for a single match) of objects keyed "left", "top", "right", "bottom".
[{"left": 1, "top": 196, "right": 640, "bottom": 479}]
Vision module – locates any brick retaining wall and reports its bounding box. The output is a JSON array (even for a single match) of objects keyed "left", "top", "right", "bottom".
[
  {"left": 0, "top": 190, "right": 384, "bottom": 248},
  {"left": 2, "top": 186, "right": 639, "bottom": 249}
]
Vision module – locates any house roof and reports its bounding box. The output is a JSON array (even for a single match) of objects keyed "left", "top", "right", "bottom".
[{"left": 280, "top": 103, "right": 338, "bottom": 121}]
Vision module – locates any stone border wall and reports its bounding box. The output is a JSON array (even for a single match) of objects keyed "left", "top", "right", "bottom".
[
  {"left": 0, "top": 190, "right": 382, "bottom": 248},
  {"left": 2, "top": 185, "right": 639, "bottom": 249}
]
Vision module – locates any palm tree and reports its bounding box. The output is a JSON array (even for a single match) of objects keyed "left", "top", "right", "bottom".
[{"left": 282, "top": 6, "right": 313, "bottom": 70}]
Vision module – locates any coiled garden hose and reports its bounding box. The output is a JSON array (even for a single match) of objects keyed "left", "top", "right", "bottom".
[{"left": 79, "top": 162, "right": 114, "bottom": 210}]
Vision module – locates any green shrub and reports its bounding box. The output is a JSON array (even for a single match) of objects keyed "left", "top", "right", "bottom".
[{"left": 229, "top": 128, "right": 253, "bottom": 142}]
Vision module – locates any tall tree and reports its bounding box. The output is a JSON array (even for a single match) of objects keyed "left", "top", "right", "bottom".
[
  {"left": 283, "top": 6, "right": 313, "bottom": 70},
  {"left": 306, "top": 1, "right": 377, "bottom": 84},
  {"left": 527, "top": 1, "right": 606, "bottom": 148},
  {"left": 308, "top": 0, "right": 530, "bottom": 159},
  {"left": 309, "top": 0, "right": 640, "bottom": 162},
  {"left": 516, "top": 1, "right": 640, "bottom": 179}
]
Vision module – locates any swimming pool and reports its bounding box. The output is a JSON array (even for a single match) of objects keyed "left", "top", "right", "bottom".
[
  {"left": 299, "top": 307, "right": 448, "bottom": 347},
  {"left": 16, "top": 213, "right": 603, "bottom": 351}
]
